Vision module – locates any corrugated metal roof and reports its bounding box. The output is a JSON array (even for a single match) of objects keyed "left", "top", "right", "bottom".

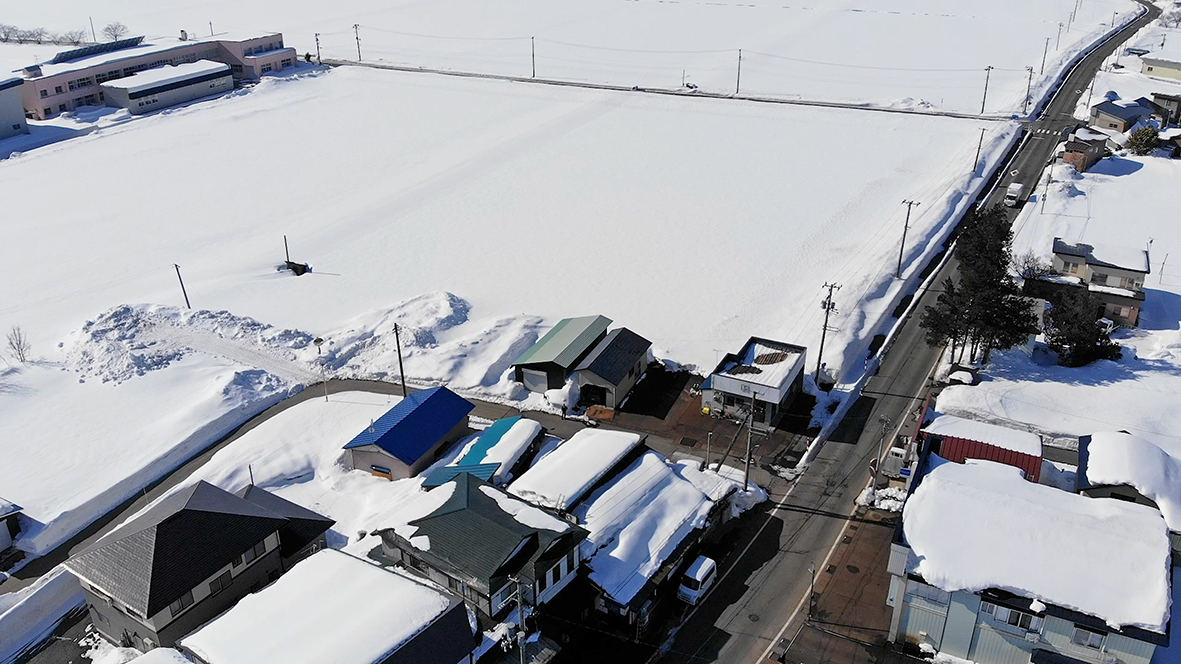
[
  {"left": 0, "top": 78, "right": 22, "bottom": 92},
  {"left": 574, "top": 328, "right": 651, "bottom": 385},
  {"left": 342, "top": 387, "right": 474, "bottom": 465},
  {"left": 512, "top": 315, "right": 612, "bottom": 369},
  {"left": 66, "top": 481, "right": 289, "bottom": 616},
  {"left": 422, "top": 464, "right": 501, "bottom": 489},
  {"left": 458, "top": 416, "right": 520, "bottom": 465}
]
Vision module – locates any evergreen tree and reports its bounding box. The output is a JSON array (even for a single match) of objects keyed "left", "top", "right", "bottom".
[
  {"left": 1044, "top": 289, "right": 1122, "bottom": 367},
  {"left": 1128, "top": 127, "right": 1159, "bottom": 156}
]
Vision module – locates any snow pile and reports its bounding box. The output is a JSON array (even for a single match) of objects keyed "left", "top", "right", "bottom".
[
  {"left": 81, "top": 631, "right": 144, "bottom": 664},
  {"left": 921, "top": 413, "right": 1042, "bottom": 457},
  {"left": 1038, "top": 460, "right": 1077, "bottom": 491},
  {"left": 1086, "top": 431, "right": 1181, "bottom": 532},
  {"left": 573, "top": 451, "right": 713, "bottom": 606},
  {"left": 477, "top": 485, "right": 570, "bottom": 533},
  {"left": 127, "top": 650, "right": 191, "bottom": 664},
  {"left": 903, "top": 457, "right": 1171, "bottom": 632},
  {"left": 180, "top": 550, "right": 460, "bottom": 664},
  {"left": 66, "top": 304, "right": 317, "bottom": 385},
  {"left": 856, "top": 486, "right": 908, "bottom": 512},
  {"left": 0, "top": 566, "right": 85, "bottom": 664},
  {"left": 509, "top": 429, "right": 643, "bottom": 510}
]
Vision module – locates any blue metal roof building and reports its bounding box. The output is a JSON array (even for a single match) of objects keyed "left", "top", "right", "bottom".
[{"left": 344, "top": 387, "right": 475, "bottom": 480}]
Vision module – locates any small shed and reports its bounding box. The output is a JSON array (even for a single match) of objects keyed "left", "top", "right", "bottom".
[
  {"left": 100, "top": 60, "right": 233, "bottom": 114},
  {"left": 512, "top": 315, "right": 611, "bottom": 393},
  {"left": 572, "top": 328, "right": 651, "bottom": 409},
  {"left": 700, "top": 337, "right": 807, "bottom": 430},
  {"left": 919, "top": 413, "right": 1043, "bottom": 482},
  {"left": 343, "top": 387, "right": 474, "bottom": 480},
  {"left": 0, "top": 498, "right": 22, "bottom": 553}
]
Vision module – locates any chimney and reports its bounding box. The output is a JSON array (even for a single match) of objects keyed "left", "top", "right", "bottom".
[{"left": 180, "top": 29, "right": 188, "bottom": 41}]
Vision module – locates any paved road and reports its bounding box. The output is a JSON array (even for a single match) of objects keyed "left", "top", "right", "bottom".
[{"left": 657, "top": 3, "right": 1158, "bottom": 662}]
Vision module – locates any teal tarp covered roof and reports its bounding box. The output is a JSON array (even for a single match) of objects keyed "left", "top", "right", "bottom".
[
  {"left": 459, "top": 416, "right": 520, "bottom": 466},
  {"left": 512, "top": 315, "right": 611, "bottom": 369}
]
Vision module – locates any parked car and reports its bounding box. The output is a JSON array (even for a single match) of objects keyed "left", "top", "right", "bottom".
[{"left": 677, "top": 556, "right": 717, "bottom": 605}]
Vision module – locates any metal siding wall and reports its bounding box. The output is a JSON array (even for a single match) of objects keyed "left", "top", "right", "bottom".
[
  {"left": 899, "top": 598, "right": 949, "bottom": 649},
  {"left": 968, "top": 623, "right": 1036, "bottom": 664},
  {"left": 937, "top": 437, "right": 1041, "bottom": 481},
  {"left": 1038, "top": 616, "right": 1105, "bottom": 664},
  {"left": 1105, "top": 632, "right": 1157, "bottom": 664},
  {"left": 940, "top": 592, "right": 981, "bottom": 659}
]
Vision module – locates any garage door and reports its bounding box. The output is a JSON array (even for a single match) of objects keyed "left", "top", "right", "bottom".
[{"left": 522, "top": 368, "right": 549, "bottom": 393}]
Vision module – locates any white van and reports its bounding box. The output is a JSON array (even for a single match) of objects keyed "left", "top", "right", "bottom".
[{"left": 677, "top": 556, "right": 717, "bottom": 605}]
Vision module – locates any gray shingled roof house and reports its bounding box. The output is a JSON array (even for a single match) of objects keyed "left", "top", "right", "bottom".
[
  {"left": 377, "top": 473, "right": 587, "bottom": 627},
  {"left": 512, "top": 315, "right": 611, "bottom": 393},
  {"left": 65, "top": 481, "right": 333, "bottom": 652},
  {"left": 572, "top": 327, "right": 651, "bottom": 409}
]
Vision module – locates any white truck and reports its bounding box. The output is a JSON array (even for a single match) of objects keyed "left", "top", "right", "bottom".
[{"left": 1003, "top": 182, "right": 1026, "bottom": 207}]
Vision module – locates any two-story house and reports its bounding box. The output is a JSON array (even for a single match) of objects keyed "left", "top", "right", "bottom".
[
  {"left": 888, "top": 455, "right": 1171, "bottom": 664},
  {"left": 65, "top": 481, "right": 334, "bottom": 651},
  {"left": 1048, "top": 238, "right": 1150, "bottom": 326},
  {"left": 376, "top": 472, "right": 587, "bottom": 627}
]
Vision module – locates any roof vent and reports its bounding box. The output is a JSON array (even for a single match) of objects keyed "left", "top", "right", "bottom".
[{"left": 180, "top": 29, "right": 188, "bottom": 41}]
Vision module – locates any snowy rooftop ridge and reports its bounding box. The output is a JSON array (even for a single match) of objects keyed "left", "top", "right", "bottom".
[
  {"left": 179, "top": 549, "right": 468, "bottom": 664},
  {"left": 508, "top": 429, "right": 644, "bottom": 511},
  {"left": 100, "top": 60, "right": 229, "bottom": 94},
  {"left": 1083, "top": 432, "right": 1181, "bottom": 532},
  {"left": 921, "top": 413, "right": 1042, "bottom": 457},
  {"left": 903, "top": 457, "right": 1171, "bottom": 633}
]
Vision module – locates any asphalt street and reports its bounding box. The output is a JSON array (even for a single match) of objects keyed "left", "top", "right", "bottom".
[{"left": 656, "top": 3, "right": 1159, "bottom": 662}]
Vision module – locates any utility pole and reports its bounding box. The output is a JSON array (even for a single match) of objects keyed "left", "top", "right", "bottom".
[
  {"left": 735, "top": 49, "right": 742, "bottom": 96},
  {"left": 1161, "top": 253, "right": 1168, "bottom": 284},
  {"left": 1056, "top": 23, "right": 1063, "bottom": 51},
  {"left": 284, "top": 234, "right": 291, "bottom": 263},
  {"left": 1040, "top": 163, "right": 1052, "bottom": 213},
  {"left": 1112, "top": 10, "right": 1117, "bottom": 27},
  {"left": 531, "top": 37, "right": 536, "bottom": 78},
  {"left": 743, "top": 403, "right": 755, "bottom": 492},
  {"left": 871, "top": 415, "right": 892, "bottom": 495},
  {"left": 510, "top": 576, "right": 527, "bottom": 664},
  {"left": 173, "top": 264, "right": 191, "bottom": 309},
  {"left": 315, "top": 33, "right": 322, "bottom": 64},
  {"left": 314, "top": 338, "right": 327, "bottom": 401},
  {"left": 974, "top": 126, "right": 986, "bottom": 171},
  {"left": 394, "top": 323, "right": 408, "bottom": 397},
  {"left": 897, "top": 200, "right": 920, "bottom": 278},
  {"left": 354, "top": 23, "right": 362, "bottom": 62},
  {"left": 1024, "top": 66, "right": 1034, "bottom": 114},
  {"left": 807, "top": 564, "right": 816, "bottom": 621},
  {"left": 209, "top": 21, "right": 214, "bottom": 36},
  {"left": 815, "top": 283, "right": 840, "bottom": 383},
  {"left": 1041, "top": 37, "right": 1050, "bottom": 74},
  {"left": 980, "top": 65, "right": 994, "bottom": 115},
  {"left": 89, "top": 17, "right": 97, "bottom": 43},
  {"left": 706, "top": 431, "right": 712, "bottom": 471}
]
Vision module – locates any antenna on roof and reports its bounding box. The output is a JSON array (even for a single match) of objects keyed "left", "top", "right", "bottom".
[{"left": 248, "top": 464, "right": 255, "bottom": 487}]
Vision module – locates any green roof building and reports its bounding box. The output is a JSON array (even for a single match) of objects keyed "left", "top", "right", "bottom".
[{"left": 511, "top": 315, "right": 612, "bottom": 393}]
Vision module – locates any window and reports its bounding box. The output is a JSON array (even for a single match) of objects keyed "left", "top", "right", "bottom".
[
  {"left": 904, "top": 579, "right": 950, "bottom": 605},
  {"left": 168, "top": 590, "right": 194, "bottom": 617},
  {"left": 566, "top": 548, "right": 576, "bottom": 571},
  {"left": 261, "top": 63, "right": 273, "bottom": 73},
  {"left": 1148, "top": 66, "right": 1155, "bottom": 71},
  {"left": 55, "top": 85, "right": 63, "bottom": 94},
  {"left": 243, "top": 539, "right": 267, "bottom": 565},
  {"left": 1072, "top": 626, "right": 1106, "bottom": 649},
  {"left": 11, "top": 124, "right": 17, "bottom": 131},
  {"left": 39, "top": 89, "right": 47, "bottom": 98},
  {"left": 232, "top": 554, "right": 243, "bottom": 567},
  {"left": 43, "top": 107, "right": 51, "bottom": 117},
  {"left": 281, "top": 58, "right": 293, "bottom": 68},
  {"left": 538, "top": 569, "right": 548, "bottom": 592},
  {"left": 983, "top": 602, "right": 1043, "bottom": 632},
  {"left": 551, "top": 563, "right": 561, "bottom": 586},
  {"left": 59, "top": 104, "right": 67, "bottom": 112},
  {"left": 209, "top": 570, "right": 233, "bottom": 596}
]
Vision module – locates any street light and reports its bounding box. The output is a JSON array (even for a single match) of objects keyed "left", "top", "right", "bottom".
[
  {"left": 808, "top": 563, "right": 816, "bottom": 621},
  {"left": 314, "top": 337, "right": 327, "bottom": 402}
]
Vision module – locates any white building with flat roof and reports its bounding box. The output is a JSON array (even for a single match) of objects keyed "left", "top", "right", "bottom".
[
  {"left": 700, "top": 336, "right": 807, "bottom": 429},
  {"left": 0, "top": 77, "right": 29, "bottom": 140},
  {"left": 101, "top": 61, "right": 233, "bottom": 114}
]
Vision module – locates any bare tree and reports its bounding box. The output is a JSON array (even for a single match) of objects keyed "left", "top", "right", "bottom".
[
  {"left": 101, "top": 21, "right": 128, "bottom": 41},
  {"left": 0, "top": 24, "right": 18, "bottom": 43},
  {"left": 6, "top": 325, "right": 31, "bottom": 364},
  {"left": 1012, "top": 250, "right": 1054, "bottom": 281},
  {"left": 1161, "top": 9, "right": 1181, "bottom": 29},
  {"left": 56, "top": 29, "right": 88, "bottom": 46},
  {"left": 16, "top": 28, "right": 48, "bottom": 44}
]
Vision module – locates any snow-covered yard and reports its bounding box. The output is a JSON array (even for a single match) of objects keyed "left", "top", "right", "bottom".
[
  {"left": 939, "top": 154, "right": 1181, "bottom": 457},
  {"left": 2, "top": 0, "right": 1136, "bottom": 115}
]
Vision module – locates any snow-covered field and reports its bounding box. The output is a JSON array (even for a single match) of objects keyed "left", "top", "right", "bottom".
[
  {"left": 939, "top": 153, "right": 1181, "bottom": 456},
  {"left": 2, "top": 0, "right": 1136, "bottom": 115}
]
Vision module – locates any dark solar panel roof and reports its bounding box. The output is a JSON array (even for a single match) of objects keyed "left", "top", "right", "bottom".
[
  {"left": 50, "top": 36, "right": 145, "bottom": 64},
  {"left": 67, "top": 481, "right": 287, "bottom": 616},
  {"left": 574, "top": 328, "right": 651, "bottom": 385}
]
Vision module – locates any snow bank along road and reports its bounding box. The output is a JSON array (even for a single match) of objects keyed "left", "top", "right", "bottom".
[{"left": 657, "top": 1, "right": 1160, "bottom": 661}]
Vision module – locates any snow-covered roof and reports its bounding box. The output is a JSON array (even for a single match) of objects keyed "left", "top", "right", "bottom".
[
  {"left": 179, "top": 549, "right": 467, "bottom": 664},
  {"left": 921, "top": 413, "right": 1042, "bottom": 457},
  {"left": 0, "top": 497, "right": 20, "bottom": 519},
  {"left": 508, "top": 429, "right": 643, "bottom": 511},
  {"left": 1073, "top": 127, "right": 1110, "bottom": 142},
  {"left": 1141, "top": 41, "right": 1181, "bottom": 67},
  {"left": 459, "top": 416, "right": 542, "bottom": 483},
  {"left": 572, "top": 451, "right": 712, "bottom": 606},
  {"left": 903, "top": 457, "right": 1171, "bottom": 633},
  {"left": 100, "top": 60, "right": 229, "bottom": 94},
  {"left": 1052, "top": 238, "right": 1150, "bottom": 273},
  {"left": 714, "top": 338, "right": 804, "bottom": 390},
  {"left": 33, "top": 38, "right": 211, "bottom": 78},
  {"left": 1084, "top": 432, "right": 1181, "bottom": 532}
]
